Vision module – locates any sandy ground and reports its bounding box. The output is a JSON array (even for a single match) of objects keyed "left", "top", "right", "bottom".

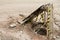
[{"left": 0, "top": 0, "right": 60, "bottom": 40}]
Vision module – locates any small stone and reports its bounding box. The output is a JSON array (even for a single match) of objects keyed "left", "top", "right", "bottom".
[{"left": 9, "top": 23, "right": 16, "bottom": 28}]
